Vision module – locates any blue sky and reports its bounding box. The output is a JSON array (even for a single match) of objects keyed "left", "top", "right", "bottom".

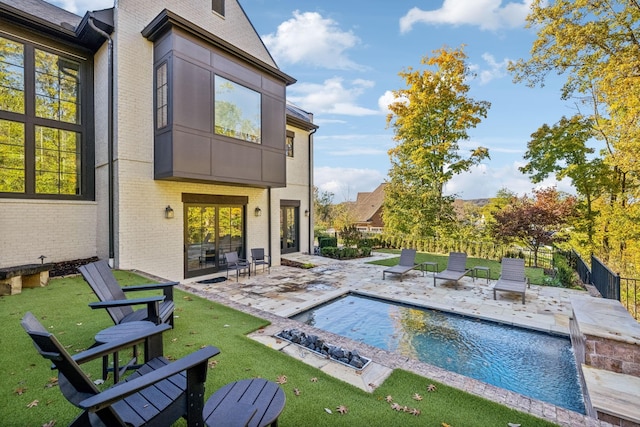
[{"left": 50, "top": 0, "right": 574, "bottom": 201}]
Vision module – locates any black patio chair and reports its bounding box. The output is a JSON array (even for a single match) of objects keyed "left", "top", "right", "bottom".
[{"left": 21, "top": 311, "right": 219, "bottom": 427}]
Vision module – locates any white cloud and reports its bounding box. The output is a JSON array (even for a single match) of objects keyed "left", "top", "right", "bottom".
[
  {"left": 470, "top": 53, "right": 511, "bottom": 85},
  {"left": 444, "top": 162, "right": 575, "bottom": 199},
  {"left": 377, "top": 90, "right": 409, "bottom": 113},
  {"left": 315, "top": 167, "right": 386, "bottom": 201},
  {"left": 399, "top": 0, "right": 533, "bottom": 32},
  {"left": 263, "top": 11, "right": 363, "bottom": 70},
  {"left": 48, "top": 0, "right": 113, "bottom": 14},
  {"left": 289, "top": 77, "right": 379, "bottom": 116}
]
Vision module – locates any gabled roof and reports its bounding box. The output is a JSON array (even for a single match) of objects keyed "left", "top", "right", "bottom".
[{"left": 352, "top": 183, "right": 386, "bottom": 223}]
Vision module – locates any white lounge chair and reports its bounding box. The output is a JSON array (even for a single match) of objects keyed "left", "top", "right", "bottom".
[
  {"left": 493, "top": 257, "right": 529, "bottom": 304},
  {"left": 383, "top": 249, "right": 418, "bottom": 281},
  {"left": 433, "top": 252, "right": 471, "bottom": 287}
]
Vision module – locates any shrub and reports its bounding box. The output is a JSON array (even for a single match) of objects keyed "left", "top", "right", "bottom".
[{"left": 319, "top": 236, "right": 337, "bottom": 248}]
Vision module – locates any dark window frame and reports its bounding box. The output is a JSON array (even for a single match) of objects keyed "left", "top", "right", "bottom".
[
  {"left": 155, "top": 62, "right": 168, "bottom": 129},
  {"left": 212, "top": 0, "right": 225, "bottom": 17},
  {"left": 285, "top": 130, "right": 294, "bottom": 158},
  {"left": 0, "top": 31, "right": 94, "bottom": 200}
]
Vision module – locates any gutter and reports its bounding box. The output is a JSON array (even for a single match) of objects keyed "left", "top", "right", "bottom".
[{"left": 88, "top": 17, "right": 115, "bottom": 267}]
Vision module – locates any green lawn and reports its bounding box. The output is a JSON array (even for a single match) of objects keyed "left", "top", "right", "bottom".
[
  {"left": 0, "top": 272, "right": 559, "bottom": 426},
  {"left": 370, "top": 248, "right": 547, "bottom": 285}
]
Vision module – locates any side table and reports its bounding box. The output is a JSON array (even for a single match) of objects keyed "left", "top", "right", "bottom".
[
  {"left": 473, "top": 266, "right": 490, "bottom": 284},
  {"left": 203, "top": 378, "right": 285, "bottom": 427},
  {"left": 419, "top": 261, "right": 438, "bottom": 276},
  {"left": 94, "top": 320, "right": 156, "bottom": 383}
]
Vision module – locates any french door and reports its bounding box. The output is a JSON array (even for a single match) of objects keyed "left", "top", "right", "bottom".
[
  {"left": 280, "top": 204, "right": 299, "bottom": 254},
  {"left": 185, "top": 204, "right": 244, "bottom": 278}
]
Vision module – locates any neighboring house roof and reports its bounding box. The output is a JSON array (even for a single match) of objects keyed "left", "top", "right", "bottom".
[
  {"left": 0, "top": 0, "right": 82, "bottom": 28},
  {"left": 352, "top": 183, "right": 386, "bottom": 223}
]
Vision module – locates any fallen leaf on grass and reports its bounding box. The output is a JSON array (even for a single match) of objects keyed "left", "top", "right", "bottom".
[
  {"left": 276, "top": 375, "right": 287, "bottom": 385},
  {"left": 310, "top": 377, "right": 318, "bottom": 383},
  {"left": 14, "top": 387, "right": 27, "bottom": 395},
  {"left": 410, "top": 408, "right": 421, "bottom": 416},
  {"left": 324, "top": 408, "right": 332, "bottom": 414},
  {"left": 507, "top": 424, "right": 521, "bottom": 427},
  {"left": 27, "top": 400, "right": 39, "bottom": 408},
  {"left": 385, "top": 395, "right": 393, "bottom": 403},
  {"left": 208, "top": 360, "right": 218, "bottom": 369},
  {"left": 76, "top": 323, "right": 83, "bottom": 326},
  {"left": 391, "top": 403, "right": 403, "bottom": 411},
  {"left": 427, "top": 384, "right": 437, "bottom": 392},
  {"left": 412, "top": 393, "right": 422, "bottom": 401},
  {"left": 93, "top": 379, "right": 104, "bottom": 385},
  {"left": 183, "top": 296, "right": 193, "bottom": 301},
  {"left": 293, "top": 388, "right": 300, "bottom": 396},
  {"left": 45, "top": 377, "right": 58, "bottom": 388},
  {"left": 336, "top": 405, "right": 348, "bottom": 415},
  {"left": 42, "top": 420, "right": 56, "bottom": 427}
]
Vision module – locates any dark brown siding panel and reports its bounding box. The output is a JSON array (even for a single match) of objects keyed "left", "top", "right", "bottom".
[
  {"left": 154, "top": 131, "right": 173, "bottom": 178},
  {"left": 211, "top": 140, "right": 261, "bottom": 181},
  {"left": 173, "top": 58, "right": 212, "bottom": 132},
  {"left": 262, "top": 75, "right": 285, "bottom": 98},
  {"left": 174, "top": 33, "right": 210, "bottom": 65},
  {"left": 212, "top": 53, "right": 262, "bottom": 88},
  {"left": 173, "top": 131, "right": 212, "bottom": 176},
  {"left": 153, "top": 32, "right": 172, "bottom": 63},
  {"left": 262, "top": 95, "right": 286, "bottom": 150},
  {"left": 262, "top": 150, "right": 286, "bottom": 186}
]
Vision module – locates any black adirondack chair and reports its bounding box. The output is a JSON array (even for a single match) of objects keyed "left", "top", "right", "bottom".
[
  {"left": 78, "top": 260, "right": 177, "bottom": 326},
  {"left": 21, "top": 312, "right": 219, "bottom": 427}
]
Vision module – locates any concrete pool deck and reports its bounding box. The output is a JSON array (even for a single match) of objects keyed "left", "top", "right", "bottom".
[{"left": 181, "top": 252, "right": 615, "bottom": 427}]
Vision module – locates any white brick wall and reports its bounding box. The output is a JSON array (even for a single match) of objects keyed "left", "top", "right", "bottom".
[{"left": 0, "top": 199, "right": 97, "bottom": 267}]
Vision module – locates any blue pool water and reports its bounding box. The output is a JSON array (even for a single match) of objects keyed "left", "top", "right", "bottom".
[{"left": 292, "top": 294, "right": 585, "bottom": 413}]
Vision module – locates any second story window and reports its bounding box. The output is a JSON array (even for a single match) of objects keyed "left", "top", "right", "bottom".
[
  {"left": 212, "top": 0, "right": 225, "bottom": 17},
  {"left": 0, "top": 35, "right": 88, "bottom": 198},
  {"left": 286, "top": 130, "right": 294, "bottom": 157},
  {"left": 156, "top": 63, "right": 168, "bottom": 128},
  {"left": 214, "top": 75, "right": 261, "bottom": 144}
]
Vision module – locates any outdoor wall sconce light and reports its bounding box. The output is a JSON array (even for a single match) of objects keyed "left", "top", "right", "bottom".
[
  {"left": 304, "top": 209, "right": 309, "bottom": 217},
  {"left": 254, "top": 206, "right": 262, "bottom": 217},
  {"left": 165, "top": 205, "right": 174, "bottom": 219}
]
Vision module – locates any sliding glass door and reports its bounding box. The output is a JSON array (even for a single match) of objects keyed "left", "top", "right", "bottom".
[{"left": 185, "top": 204, "right": 244, "bottom": 278}]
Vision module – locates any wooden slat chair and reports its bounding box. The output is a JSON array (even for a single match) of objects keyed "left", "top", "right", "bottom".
[
  {"left": 493, "top": 257, "right": 529, "bottom": 304},
  {"left": 78, "top": 260, "right": 177, "bottom": 326},
  {"left": 250, "top": 248, "right": 271, "bottom": 275},
  {"left": 21, "top": 312, "right": 219, "bottom": 427},
  {"left": 382, "top": 249, "right": 418, "bottom": 281},
  {"left": 433, "top": 252, "right": 472, "bottom": 287}
]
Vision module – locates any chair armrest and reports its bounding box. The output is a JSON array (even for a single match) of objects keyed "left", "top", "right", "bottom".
[
  {"left": 72, "top": 324, "right": 172, "bottom": 365},
  {"left": 89, "top": 295, "right": 165, "bottom": 309},
  {"left": 78, "top": 346, "right": 220, "bottom": 411},
  {"left": 122, "top": 282, "right": 178, "bottom": 292}
]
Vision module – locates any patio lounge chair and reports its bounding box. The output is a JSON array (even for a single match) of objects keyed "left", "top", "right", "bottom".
[
  {"left": 383, "top": 249, "right": 418, "bottom": 281},
  {"left": 224, "top": 251, "right": 250, "bottom": 281},
  {"left": 78, "top": 260, "right": 177, "bottom": 326},
  {"left": 493, "top": 257, "right": 529, "bottom": 304},
  {"left": 433, "top": 252, "right": 471, "bottom": 287},
  {"left": 21, "top": 311, "right": 219, "bottom": 427},
  {"left": 251, "top": 248, "right": 271, "bottom": 274}
]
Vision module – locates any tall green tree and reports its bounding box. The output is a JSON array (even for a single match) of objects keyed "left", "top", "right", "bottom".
[
  {"left": 509, "top": 0, "right": 640, "bottom": 267},
  {"left": 519, "top": 115, "right": 610, "bottom": 249},
  {"left": 384, "top": 46, "right": 490, "bottom": 238},
  {"left": 313, "top": 186, "right": 334, "bottom": 227}
]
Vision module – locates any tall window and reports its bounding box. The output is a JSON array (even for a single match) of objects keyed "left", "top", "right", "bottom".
[
  {"left": 0, "top": 35, "right": 87, "bottom": 197},
  {"left": 285, "top": 130, "right": 294, "bottom": 157},
  {"left": 214, "top": 75, "right": 261, "bottom": 144},
  {"left": 156, "top": 63, "right": 168, "bottom": 128}
]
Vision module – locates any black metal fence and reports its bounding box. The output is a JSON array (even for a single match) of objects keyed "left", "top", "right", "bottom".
[{"left": 567, "top": 250, "right": 638, "bottom": 320}]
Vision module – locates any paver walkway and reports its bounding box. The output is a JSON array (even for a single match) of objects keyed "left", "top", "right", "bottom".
[{"left": 181, "top": 252, "right": 614, "bottom": 427}]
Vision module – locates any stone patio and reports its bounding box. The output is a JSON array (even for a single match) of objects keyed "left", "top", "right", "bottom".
[{"left": 181, "top": 252, "right": 617, "bottom": 427}]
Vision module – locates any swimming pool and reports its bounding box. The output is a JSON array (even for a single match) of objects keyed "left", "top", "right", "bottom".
[{"left": 291, "top": 293, "right": 585, "bottom": 414}]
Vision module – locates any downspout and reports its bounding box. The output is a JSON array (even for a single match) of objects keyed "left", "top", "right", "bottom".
[
  {"left": 268, "top": 188, "right": 272, "bottom": 262},
  {"left": 308, "top": 127, "right": 317, "bottom": 254},
  {"left": 88, "top": 18, "right": 115, "bottom": 267}
]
